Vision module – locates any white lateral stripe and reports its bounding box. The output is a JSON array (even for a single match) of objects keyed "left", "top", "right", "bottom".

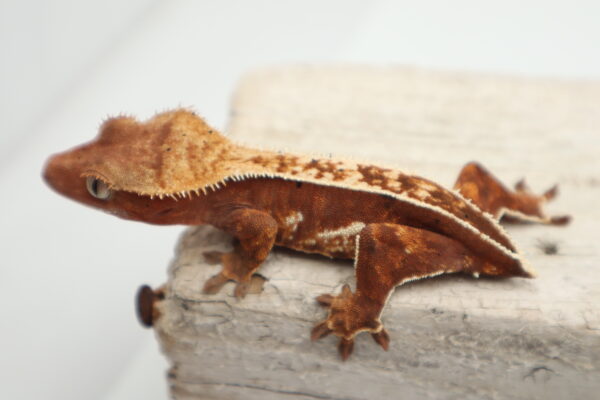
[{"left": 317, "top": 222, "right": 366, "bottom": 239}]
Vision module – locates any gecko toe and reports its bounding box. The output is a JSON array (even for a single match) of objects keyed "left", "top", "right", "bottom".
[
  {"left": 543, "top": 184, "right": 559, "bottom": 201},
  {"left": 311, "top": 321, "right": 332, "bottom": 341},
  {"left": 549, "top": 214, "right": 571, "bottom": 225},
  {"left": 234, "top": 281, "right": 250, "bottom": 298},
  {"left": 338, "top": 338, "right": 355, "bottom": 361},
  {"left": 202, "top": 272, "right": 229, "bottom": 294},
  {"left": 514, "top": 178, "right": 529, "bottom": 192},
  {"left": 315, "top": 294, "right": 334, "bottom": 307},
  {"left": 371, "top": 328, "right": 390, "bottom": 351},
  {"left": 202, "top": 251, "right": 224, "bottom": 264}
]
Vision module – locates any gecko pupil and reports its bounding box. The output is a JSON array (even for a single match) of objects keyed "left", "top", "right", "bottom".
[{"left": 86, "top": 176, "right": 111, "bottom": 200}]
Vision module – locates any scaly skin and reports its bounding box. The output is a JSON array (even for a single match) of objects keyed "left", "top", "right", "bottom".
[{"left": 43, "top": 109, "right": 569, "bottom": 360}]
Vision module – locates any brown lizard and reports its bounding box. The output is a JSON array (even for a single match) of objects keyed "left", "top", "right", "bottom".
[{"left": 43, "top": 109, "right": 570, "bottom": 360}]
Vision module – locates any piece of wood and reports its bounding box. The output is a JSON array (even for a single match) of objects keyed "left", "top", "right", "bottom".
[{"left": 151, "top": 66, "right": 600, "bottom": 400}]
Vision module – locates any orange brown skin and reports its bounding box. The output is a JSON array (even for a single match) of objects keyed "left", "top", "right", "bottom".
[{"left": 43, "top": 109, "right": 570, "bottom": 360}]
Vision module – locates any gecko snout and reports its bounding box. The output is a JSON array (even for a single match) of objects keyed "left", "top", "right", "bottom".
[{"left": 42, "top": 150, "right": 93, "bottom": 204}]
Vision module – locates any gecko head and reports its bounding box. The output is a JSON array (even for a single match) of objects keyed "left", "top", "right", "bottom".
[{"left": 43, "top": 108, "right": 232, "bottom": 223}]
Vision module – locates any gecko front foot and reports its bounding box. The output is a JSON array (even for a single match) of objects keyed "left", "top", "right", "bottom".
[
  {"left": 311, "top": 284, "right": 390, "bottom": 360},
  {"left": 202, "top": 251, "right": 266, "bottom": 298}
]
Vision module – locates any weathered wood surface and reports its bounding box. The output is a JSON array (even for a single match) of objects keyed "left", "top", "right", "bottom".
[{"left": 153, "top": 66, "right": 600, "bottom": 400}]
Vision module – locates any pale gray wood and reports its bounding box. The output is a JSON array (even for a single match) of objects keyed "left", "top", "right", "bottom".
[{"left": 153, "top": 66, "right": 600, "bottom": 400}]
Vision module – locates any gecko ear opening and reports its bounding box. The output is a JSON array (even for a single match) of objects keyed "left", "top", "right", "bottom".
[{"left": 86, "top": 176, "right": 112, "bottom": 200}]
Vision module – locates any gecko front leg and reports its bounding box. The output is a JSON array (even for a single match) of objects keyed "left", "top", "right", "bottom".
[
  {"left": 312, "top": 223, "right": 491, "bottom": 360},
  {"left": 203, "top": 207, "right": 277, "bottom": 298}
]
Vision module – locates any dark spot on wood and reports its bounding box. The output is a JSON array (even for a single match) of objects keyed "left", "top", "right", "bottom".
[
  {"left": 296, "top": 181, "right": 303, "bottom": 188},
  {"left": 166, "top": 147, "right": 171, "bottom": 151},
  {"left": 431, "top": 308, "right": 444, "bottom": 315},
  {"left": 536, "top": 239, "right": 559, "bottom": 255}
]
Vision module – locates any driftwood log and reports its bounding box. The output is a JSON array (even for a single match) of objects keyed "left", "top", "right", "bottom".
[{"left": 141, "top": 67, "right": 600, "bottom": 400}]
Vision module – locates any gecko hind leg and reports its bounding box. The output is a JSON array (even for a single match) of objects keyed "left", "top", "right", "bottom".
[
  {"left": 312, "top": 223, "right": 487, "bottom": 361},
  {"left": 454, "top": 162, "right": 570, "bottom": 225}
]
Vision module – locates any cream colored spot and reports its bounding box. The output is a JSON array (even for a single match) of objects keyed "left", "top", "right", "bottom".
[
  {"left": 418, "top": 181, "right": 438, "bottom": 192},
  {"left": 315, "top": 222, "right": 365, "bottom": 255},
  {"left": 412, "top": 188, "right": 431, "bottom": 200},
  {"left": 284, "top": 211, "right": 304, "bottom": 232}
]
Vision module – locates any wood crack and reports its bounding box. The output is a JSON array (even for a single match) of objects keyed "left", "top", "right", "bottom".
[{"left": 176, "top": 379, "right": 354, "bottom": 400}]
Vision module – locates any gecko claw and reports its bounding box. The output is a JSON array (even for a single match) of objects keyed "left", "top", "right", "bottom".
[
  {"left": 338, "top": 338, "right": 355, "bottom": 361},
  {"left": 311, "top": 321, "right": 332, "bottom": 341},
  {"left": 316, "top": 294, "right": 334, "bottom": 307},
  {"left": 371, "top": 328, "right": 390, "bottom": 351}
]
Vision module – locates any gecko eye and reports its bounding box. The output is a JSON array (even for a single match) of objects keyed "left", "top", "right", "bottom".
[{"left": 86, "top": 177, "right": 112, "bottom": 200}]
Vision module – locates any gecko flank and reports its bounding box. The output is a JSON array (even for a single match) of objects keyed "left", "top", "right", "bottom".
[{"left": 43, "top": 109, "right": 570, "bottom": 360}]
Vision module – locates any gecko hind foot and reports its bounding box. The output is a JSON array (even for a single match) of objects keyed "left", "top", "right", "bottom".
[
  {"left": 455, "top": 163, "right": 571, "bottom": 225},
  {"left": 506, "top": 180, "right": 571, "bottom": 225}
]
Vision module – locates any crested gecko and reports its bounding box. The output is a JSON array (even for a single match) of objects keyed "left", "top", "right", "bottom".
[{"left": 43, "top": 109, "right": 570, "bottom": 360}]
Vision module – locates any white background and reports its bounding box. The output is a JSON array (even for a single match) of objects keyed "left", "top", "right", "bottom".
[{"left": 1, "top": 1, "right": 599, "bottom": 399}]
